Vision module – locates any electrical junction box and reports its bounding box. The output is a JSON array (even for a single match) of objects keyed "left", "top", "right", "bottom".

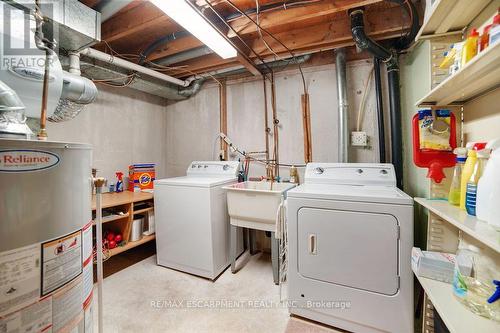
[{"left": 351, "top": 131, "right": 368, "bottom": 147}]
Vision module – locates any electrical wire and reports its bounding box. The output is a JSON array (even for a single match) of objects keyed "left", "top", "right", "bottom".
[
  {"left": 356, "top": 67, "right": 374, "bottom": 132},
  {"left": 255, "top": 0, "right": 281, "bottom": 61},
  {"left": 224, "top": 0, "right": 308, "bottom": 94}
]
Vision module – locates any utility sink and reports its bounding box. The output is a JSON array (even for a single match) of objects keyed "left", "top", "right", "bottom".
[{"left": 224, "top": 181, "right": 296, "bottom": 232}]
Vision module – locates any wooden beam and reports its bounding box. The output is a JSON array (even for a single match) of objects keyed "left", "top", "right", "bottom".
[
  {"left": 101, "top": 2, "right": 176, "bottom": 43},
  {"left": 227, "top": 0, "right": 383, "bottom": 37},
  {"left": 147, "top": 36, "right": 204, "bottom": 61},
  {"left": 236, "top": 53, "right": 262, "bottom": 76}
]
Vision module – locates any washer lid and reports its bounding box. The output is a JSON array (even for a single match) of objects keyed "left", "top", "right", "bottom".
[
  {"left": 287, "top": 183, "right": 413, "bottom": 205},
  {"left": 155, "top": 176, "right": 236, "bottom": 188}
]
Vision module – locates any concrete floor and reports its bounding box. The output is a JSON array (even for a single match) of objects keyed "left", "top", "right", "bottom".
[{"left": 94, "top": 253, "right": 343, "bottom": 333}]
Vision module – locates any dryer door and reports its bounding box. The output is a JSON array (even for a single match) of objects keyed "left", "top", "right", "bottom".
[{"left": 297, "top": 207, "right": 399, "bottom": 296}]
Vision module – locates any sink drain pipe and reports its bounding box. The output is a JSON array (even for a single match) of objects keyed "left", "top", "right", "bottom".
[{"left": 349, "top": 0, "right": 419, "bottom": 189}]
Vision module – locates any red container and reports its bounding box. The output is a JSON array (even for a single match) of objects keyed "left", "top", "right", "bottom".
[{"left": 412, "top": 111, "right": 457, "bottom": 183}]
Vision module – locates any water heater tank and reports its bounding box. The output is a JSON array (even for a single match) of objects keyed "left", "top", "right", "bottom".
[{"left": 0, "top": 139, "right": 93, "bottom": 331}]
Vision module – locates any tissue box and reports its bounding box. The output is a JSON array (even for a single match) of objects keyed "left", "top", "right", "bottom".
[{"left": 411, "top": 247, "right": 458, "bottom": 283}]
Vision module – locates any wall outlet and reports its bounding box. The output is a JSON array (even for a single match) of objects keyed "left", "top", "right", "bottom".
[{"left": 351, "top": 131, "right": 368, "bottom": 147}]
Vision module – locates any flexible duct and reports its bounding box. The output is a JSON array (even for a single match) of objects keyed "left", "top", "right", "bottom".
[
  {"left": 49, "top": 71, "right": 98, "bottom": 122},
  {"left": 349, "top": 1, "right": 419, "bottom": 189},
  {"left": 0, "top": 80, "right": 33, "bottom": 137},
  {"left": 335, "top": 49, "right": 349, "bottom": 163}
]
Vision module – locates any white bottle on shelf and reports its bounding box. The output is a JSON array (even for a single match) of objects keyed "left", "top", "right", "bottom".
[{"left": 476, "top": 139, "right": 500, "bottom": 227}]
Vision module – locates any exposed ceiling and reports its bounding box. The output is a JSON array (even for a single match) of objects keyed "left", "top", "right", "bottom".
[{"left": 79, "top": 0, "right": 420, "bottom": 79}]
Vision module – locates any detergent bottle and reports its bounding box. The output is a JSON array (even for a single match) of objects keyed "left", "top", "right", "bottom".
[
  {"left": 115, "top": 172, "right": 124, "bottom": 192},
  {"left": 465, "top": 149, "right": 489, "bottom": 216},
  {"left": 477, "top": 139, "right": 500, "bottom": 226},
  {"left": 461, "top": 28, "right": 479, "bottom": 66},
  {"left": 448, "top": 148, "right": 467, "bottom": 205},
  {"left": 460, "top": 143, "right": 486, "bottom": 210}
]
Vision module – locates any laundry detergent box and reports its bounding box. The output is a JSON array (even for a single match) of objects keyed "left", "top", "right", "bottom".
[
  {"left": 128, "top": 163, "right": 155, "bottom": 191},
  {"left": 411, "top": 247, "right": 459, "bottom": 283}
]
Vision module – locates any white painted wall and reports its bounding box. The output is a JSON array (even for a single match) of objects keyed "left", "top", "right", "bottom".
[
  {"left": 165, "top": 59, "right": 384, "bottom": 180},
  {"left": 47, "top": 84, "right": 168, "bottom": 186}
]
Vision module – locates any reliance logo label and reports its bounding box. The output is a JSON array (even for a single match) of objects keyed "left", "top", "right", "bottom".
[{"left": 0, "top": 150, "right": 60, "bottom": 172}]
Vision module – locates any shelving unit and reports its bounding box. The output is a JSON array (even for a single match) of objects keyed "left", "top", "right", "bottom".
[
  {"left": 414, "top": 198, "right": 500, "bottom": 253},
  {"left": 414, "top": 198, "right": 500, "bottom": 333},
  {"left": 413, "top": 273, "right": 500, "bottom": 333},
  {"left": 416, "top": 0, "right": 491, "bottom": 40},
  {"left": 416, "top": 42, "right": 500, "bottom": 106},
  {"left": 92, "top": 191, "right": 155, "bottom": 258}
]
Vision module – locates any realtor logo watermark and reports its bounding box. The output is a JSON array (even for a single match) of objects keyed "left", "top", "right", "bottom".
[
  {"left": 150, "top": 299, "right": 352, "bottom": 310},
  {"left": 1, "top": 1, "right": 58, "bottom": 70}
]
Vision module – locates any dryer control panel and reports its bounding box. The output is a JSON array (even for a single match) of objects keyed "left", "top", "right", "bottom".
[
  {"left": 304, "top": 163, "right": 396, "bottom": 187},
  {"left": 186, "top": 161, "right": 240, "bottom": 177}
]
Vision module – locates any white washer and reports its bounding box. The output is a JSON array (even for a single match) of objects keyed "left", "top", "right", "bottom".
[
  {"left": 286, "top": 163, "right": 414, "bottom": 333},
  {"left": 155, "top": 161, "right": 240, "bottom": 280}
]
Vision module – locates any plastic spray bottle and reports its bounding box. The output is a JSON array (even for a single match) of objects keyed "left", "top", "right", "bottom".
[
  {"left": 465, "top": 149, "right": 489, "bottom": 216},
  {"left": 115, "top": 172, "right": 124, "bottom": 192},
  {"left": 448, "top": 148, "right": 467, "bottom": 205}
]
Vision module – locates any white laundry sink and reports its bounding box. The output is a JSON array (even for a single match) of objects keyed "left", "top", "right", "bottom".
[{"left": 224, "top": 181, "right": 296, "bottom": 232}]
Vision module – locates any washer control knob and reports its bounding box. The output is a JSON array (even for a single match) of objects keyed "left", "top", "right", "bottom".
[
  {"left": 204, "top": 165, "right": 208, "bottom": 168},
  {"left": 197, "top": 165, "right": 202, "bottom": 168},
  {"left": 356, "top": 169, "right": 363, "bottom": 174},
  {"left": 191, "top": 164, "right": 197, "bottom": 168},
  {"left": 223, "top": 164, "right": 230, "bottom": 171},
  {"left": 380, "top": 169, "right": 388, "bottom": 175},
  {"left": 314, "top": 167, "right": 324, "bottom": 174}
]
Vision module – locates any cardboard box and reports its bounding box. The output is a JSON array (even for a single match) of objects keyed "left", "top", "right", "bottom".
[{"left": 128, "top": 163, "right": 155, "bottom": 191}]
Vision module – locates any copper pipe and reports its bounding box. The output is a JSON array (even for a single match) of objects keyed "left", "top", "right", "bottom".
[
  {"left": 262, "top": 77, "right": 270, "bottom": 162},
  {"left": 270, "top": 74, "right": 279, "bottom": 177},
  {"left": 38, "top": 49, "right": 50, "bottom": 140},
  {"left": 219, "top": 78, "right": 227, "bottom": 160}
]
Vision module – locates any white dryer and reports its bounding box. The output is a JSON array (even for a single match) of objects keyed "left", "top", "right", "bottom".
[
  {"left": 154, "top": 161, "right": 241, "bottom": 280},
  {"left": 286, "top": 163, "right": 413, "bottom": 333}
]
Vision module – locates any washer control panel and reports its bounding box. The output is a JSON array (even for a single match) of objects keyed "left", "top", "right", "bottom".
[{"left": 187, "top": 161, "right": 239, "bottom": 177}]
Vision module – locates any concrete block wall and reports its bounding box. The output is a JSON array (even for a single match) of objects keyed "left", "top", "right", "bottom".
[
  {"left": 47, "top": 84, "right": 168, "bottom": 186},
  {"left": 166, "top": 59, "right": 385, "bottom": 180}
]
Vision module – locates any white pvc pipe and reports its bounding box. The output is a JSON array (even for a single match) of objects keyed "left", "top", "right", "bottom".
[
  {"left": 95, "top": 182, "right": 105, "bottom": 333},
  {"left": 80, "top": 48, "right": 191, "bottom": 87}
]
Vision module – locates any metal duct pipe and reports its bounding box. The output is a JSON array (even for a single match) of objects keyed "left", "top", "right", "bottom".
[
  {"left": 335, "top": 48, "right": 349, "bottom": 163},
  {"left": 387, "top": 64, "right": 403, "bottom": 188},
  {"left": 157, "top": 46, "right": 213, "bottom": 66},
  {"left": 96, "top": 0, "right": 134, "bottom": 22},
  {"left": 374, "top": 57, "right": 386, "bottom": 163},
  {"left": 0, "top": 80, "right": 33, "bottom": 137},
  {"left": 80, "top": 48, "right": 192, "bottom": 87}
]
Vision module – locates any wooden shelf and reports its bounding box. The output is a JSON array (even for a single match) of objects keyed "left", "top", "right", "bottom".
[
  {"left": 108, "top": 234, "right": 156, "bottom": 257},
  {"left": 416, "top": 41, "right": 500, "bottom": 106},
  {"left": 92, "top": 212, "right": 129, "bottom": 225},
  {"left": 414, "top": 198, "right": 500, "bottom": 253},
  {"left": 416, "top": 0, "right": 491, "bottom": 40},
  {"left": 134, "top": 207, "right": 153, "bottom": 215},
  {"left": 413, "top": 271, "right": 500, "bottom": 333},
  {"left": 92, "top": 191, "right": 153, "bottom": 210}
]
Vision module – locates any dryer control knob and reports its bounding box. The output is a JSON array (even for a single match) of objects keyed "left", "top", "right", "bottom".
[
  {"left": 204, "top": 165, "right": 208, "bottom": 168},
  {"left": 314, "top": 167, "right": 324, "bottom": 174},
  {"left": 223, "top": 164, "right": 230, "bottom": 171},
  {"left": 380, "top": 169, "right": 388, "bottom": 175},
  {"left": 356, "top": 168, "right": 363, "bottom": 174}
]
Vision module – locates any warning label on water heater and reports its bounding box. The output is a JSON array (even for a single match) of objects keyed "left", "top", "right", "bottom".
[
  {"left": 41, "top": 231, "right": 82, "bottom": 296},
  {"left": 0, "top": 244, "right": 41, "bottom": 317}
]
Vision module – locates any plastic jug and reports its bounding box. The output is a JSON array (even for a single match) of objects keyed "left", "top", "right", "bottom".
[
  {"left": 460, "top": 143, "right": 486, "bottom": 210},
  {"left": 466, "top": 149, "right": 489, "bottom": 216},
  {"left": 461, "top": 28, "right": 479, "bottom": 66},
  {"left": 477, "top": 139, "right": 500, "bottom": 226}
]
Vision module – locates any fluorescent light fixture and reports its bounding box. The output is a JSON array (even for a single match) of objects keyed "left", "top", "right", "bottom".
[{"left": 150, "top": 0, "right": 237, "bottom": 59}]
